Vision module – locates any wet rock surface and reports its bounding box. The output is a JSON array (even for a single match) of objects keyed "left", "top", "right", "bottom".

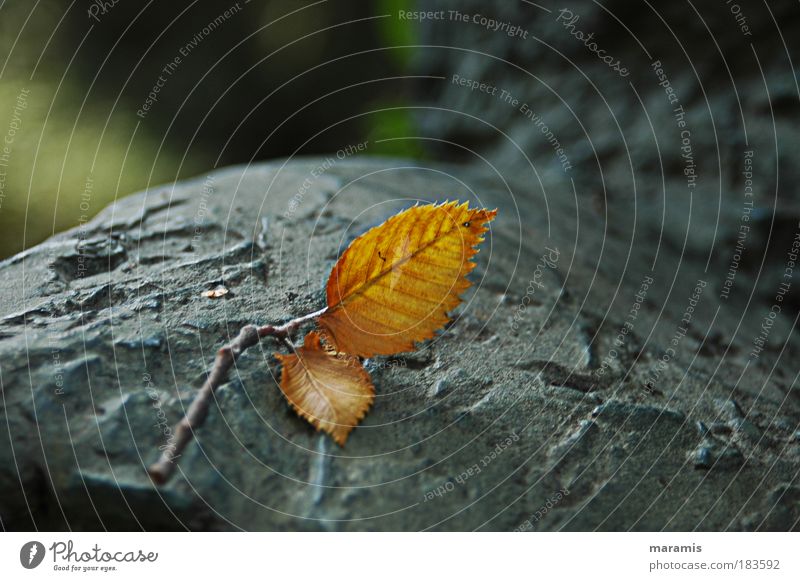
[{"left": 0, "top": 158, "right": 797, "bottom": 530}]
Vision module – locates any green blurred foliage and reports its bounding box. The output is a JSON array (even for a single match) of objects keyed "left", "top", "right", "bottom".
[
  {"left": 364, "top": 105, "right": 427, "bottom": 159},
  {"left": 377, "top": 0, "right": 421, "bottom": 69},
  {"left": 0, "top": 1, "right": 187, "bottom": 258},
  {"left": 0, "top": 80, "right": 186, "bottom": 258},
  {"left": 368, "top": 0, "right": 426, "bottom": 159}
]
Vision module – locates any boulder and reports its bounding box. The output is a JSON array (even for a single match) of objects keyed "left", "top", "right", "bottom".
[{"left": 1, "top": 157, "right": 797, "bottom": 530}]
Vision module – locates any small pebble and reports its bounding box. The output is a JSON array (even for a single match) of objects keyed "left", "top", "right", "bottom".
[
  {"left": 709, "top": 422, "right": 733, "bottom": 435},
  {"left": 202, "top": 286, "right": 229, "bottom": 299},
  {"left": 694, "top": 446, "right": 713, "bottom": 469},
  {"left": 432, "top": 378, "right": 449, "bottom": 396}
]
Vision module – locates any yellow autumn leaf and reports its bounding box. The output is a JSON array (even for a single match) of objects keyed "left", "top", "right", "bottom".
[
  {"left": 318, "top": 201, "right": 496, "bottom": 357},
  {"left": 275, "top": 331, "right": 374, "bottom": 445}
]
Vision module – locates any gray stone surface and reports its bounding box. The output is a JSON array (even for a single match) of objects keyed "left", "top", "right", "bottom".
[{"left": 0, "top": 157, "right": 798, "bottom": 530}]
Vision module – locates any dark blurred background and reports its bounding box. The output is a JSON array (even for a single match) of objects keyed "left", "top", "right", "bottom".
[{"left": 0, "top": 0, "right": 422, "bottom": 258}]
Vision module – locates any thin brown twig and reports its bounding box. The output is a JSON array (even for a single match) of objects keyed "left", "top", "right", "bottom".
[{"left": 147, "top": 307, "right": 327, "bottom": 485}]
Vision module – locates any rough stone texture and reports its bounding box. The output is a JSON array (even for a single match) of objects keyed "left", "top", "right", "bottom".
[
  {"left": 0, "top": 157, "right": 797, "bottom": 531},
  {"left": 412, "top": 0, "right": 800, "bottom": 354}
]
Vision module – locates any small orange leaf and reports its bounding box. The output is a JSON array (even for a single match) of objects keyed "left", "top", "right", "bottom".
[
  {"left": 318, "top": 201, "right": 496, "bottom": 357},
  {"left": 275, "top": 331, "right": 374, "bottom": 445},
  {"left": 202, "top": 286, "right": 229, "bottom": 299}
]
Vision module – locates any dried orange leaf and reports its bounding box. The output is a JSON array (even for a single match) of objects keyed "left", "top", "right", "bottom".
[
  {"left": 202, "top": 286, "right": 229, "bottom": 299},
  {"left": 275, "top": 331, "right": 374, "bottom": 445},
  {"left": 318, "top": 201, "right": 496, "bottom": 357}
]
